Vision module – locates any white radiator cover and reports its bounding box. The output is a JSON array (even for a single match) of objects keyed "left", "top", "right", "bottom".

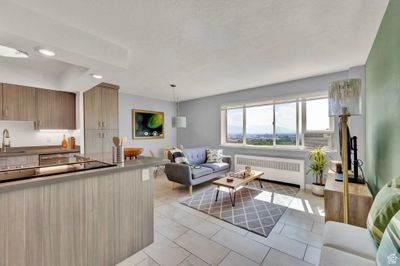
[{"left": 234, "top": 154, "right": 305, "bottom": 189}]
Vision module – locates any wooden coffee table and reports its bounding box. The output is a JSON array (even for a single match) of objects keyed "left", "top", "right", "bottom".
[{"left": 212, "top": 170, "right": 264, "bottom": 207}]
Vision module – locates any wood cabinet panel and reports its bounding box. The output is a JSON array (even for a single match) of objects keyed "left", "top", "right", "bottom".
[
  {"left": 84, "top": 130, "right": 118, "bottom": 155},
  {"left": 0, "top": 167, "right": 154, "bottom": 266},
  {"left": 102, "top": 130, "right": 118, "bottom": 153},
  {"left": 37, "top": 89, "right": 76, "bottom": 129},
  {"left": 84, "top": 83, "right": 119, "bottom": 154},
  {"left": 57, "top": 91, "right": 76, "bottom": 129},
  {"left": 84, "top": 130, "right": 103, "bottom": 155},
  {"left": 84, "top": 87, "right": 103, "bottom": 130},
  {"left": 2, "top": 83, "right": 37, "bottom": 121},
  {"left": 101, "top": 86, "right": 118, "bottom": 130}
]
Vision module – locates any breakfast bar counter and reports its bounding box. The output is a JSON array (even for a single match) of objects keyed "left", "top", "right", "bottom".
[{"left": 0, "top": 154, "right": 165, "bottom": 266}]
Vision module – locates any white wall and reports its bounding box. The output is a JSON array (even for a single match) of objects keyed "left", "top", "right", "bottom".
[{"left": 118, "top": 92, "right": 177, "bottom": 158}]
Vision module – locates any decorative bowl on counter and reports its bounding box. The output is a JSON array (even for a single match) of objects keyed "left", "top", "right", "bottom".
[{"left": 124, "top": 148, "right": 144, "bottom": 160}]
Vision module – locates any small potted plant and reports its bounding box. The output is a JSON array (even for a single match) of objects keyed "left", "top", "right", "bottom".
[{"left": 307, "top": 146, "right": 328, "bottom": 196}]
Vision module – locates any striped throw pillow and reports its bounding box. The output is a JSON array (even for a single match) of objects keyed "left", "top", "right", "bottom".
[
  {"left": 376, "top": 210, "right": 400, "bottom": 266},
  {"left": 367, "top": 185, "right": 400, "bottom": 246}
]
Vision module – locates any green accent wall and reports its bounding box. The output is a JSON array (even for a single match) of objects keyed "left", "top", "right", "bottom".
[{"left": 366, "top": 0, "right": 400, "bottom": 195}]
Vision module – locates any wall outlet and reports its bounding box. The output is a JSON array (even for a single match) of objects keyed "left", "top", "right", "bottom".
[{"left": 142, "top": 168, "right": 150, "bottom": 181}]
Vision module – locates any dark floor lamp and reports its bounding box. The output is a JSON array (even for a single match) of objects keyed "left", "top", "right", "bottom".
[{"left": 328, "top": 79, "right": 362, "bottom": 224}]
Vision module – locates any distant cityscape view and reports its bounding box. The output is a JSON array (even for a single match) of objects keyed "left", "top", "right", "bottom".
[{"left": 227, "top": 133, "right": 297, "bottom": 145}]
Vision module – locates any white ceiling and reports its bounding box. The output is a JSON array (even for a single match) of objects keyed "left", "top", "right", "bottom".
[{"left": 0, "top": 0, "right": 389, "bottom": 101}]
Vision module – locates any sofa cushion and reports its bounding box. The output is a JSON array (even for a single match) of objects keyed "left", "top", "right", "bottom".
[
  {"left": 323, "top": 221, "right": 377, "bottom": 261},
  {"left": 376, "top": 210, "right": 400, "bottom": 266},
  {"left": 206, "top": 149, "right": 223, "bottom": 163},
  {"left": 184, "top": 147, "right": 207, "bottom": 165},
  {"left": 367, "top": 184, "right": 400, "bottom": 245},
  {"left": 191, "top": 167, "right": 213, "bottom": 179},
  {"left": 201, "top": 162, "right": 229, "bottom": 172},
  {"left": 319, "top": 246, "right": 376, "bottom": 266}
]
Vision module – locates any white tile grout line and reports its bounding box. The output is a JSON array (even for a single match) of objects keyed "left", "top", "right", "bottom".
[{"left": 260, "top": 246, "right": 272, "bottom": 265}]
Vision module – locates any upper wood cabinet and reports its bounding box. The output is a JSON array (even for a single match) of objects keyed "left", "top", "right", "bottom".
[
  {"left": 2, "top": 83, "right": 37, "bottom": 121},
  {"left": 36, "top": 89, "right": 76, "bottom": 130},
  {"left": 84, "top": 83, "right": 119, "bottom": 130},
  {"left": 0, "top": 82, "right": 76, "bottom": 129},
  {"left": 101, "top": 85, "right": 118, "bottom": 130}
]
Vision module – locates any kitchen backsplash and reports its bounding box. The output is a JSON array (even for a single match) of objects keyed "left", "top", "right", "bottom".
[{"left": 0, "top": 121, "right": 80, "bottom": 147}]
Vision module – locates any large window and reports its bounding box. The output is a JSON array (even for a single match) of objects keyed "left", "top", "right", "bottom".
[
  {"left": 222, "top": 96, "right": 332, "bottom": 148},
  {"left": 306, "top": 98, "right": 331, "bottom": 131},
  {"left": 226, "top": 108, "right": 243, "bottom": 143},
  {"left": 246, "top": 105, "right": 273, "bottom": 145}
]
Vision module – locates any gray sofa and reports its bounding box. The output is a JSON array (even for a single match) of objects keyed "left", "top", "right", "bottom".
[{"left": 164, "top": 147, "right": 232, "bottom": 195}]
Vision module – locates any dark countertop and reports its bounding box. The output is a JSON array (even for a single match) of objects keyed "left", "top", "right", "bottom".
[
  {"left": 0, "top": 145, "right": 80, "bottom": 158},
  {"left": 0, "top": 153, "right": 168, "bottom": 192}
]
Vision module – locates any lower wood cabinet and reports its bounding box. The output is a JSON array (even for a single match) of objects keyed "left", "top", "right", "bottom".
[{"left": 85, "top": 129, "right": 118, "bottom": 156}]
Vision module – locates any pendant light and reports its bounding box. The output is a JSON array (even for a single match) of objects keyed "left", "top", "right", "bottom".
[{"left": 171, "top": 84, "right": 186, "bottom": 128}]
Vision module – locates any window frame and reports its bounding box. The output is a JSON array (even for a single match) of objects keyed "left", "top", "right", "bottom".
[{"left": 221, "top": 94, "right": 334, "bottom": 149}]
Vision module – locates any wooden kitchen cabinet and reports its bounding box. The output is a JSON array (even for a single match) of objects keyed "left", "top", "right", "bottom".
[
  {"left": 84, "top": 83, "right": 119, "bottom": 154},
  {"left": 84, "top": 83, "right": 119, "bottom": 130},
  {"left": 0, "top": 82, "right": 76, "bottom": 129},
  {"left": 103, "top": 130, "right": 119, "bottom": 153},
  {"left": 36, "top": 89, "right": 76, "bottom": 129},
  {"left": 2, "top": 83, "right": 37, "bottom": 121},
  {"left": 85, "top": 129, "right": 118, "bottom": 159},
  {"left": 101, "top": 86, "right": 119, "bottom": 130},
  {"left": 84, "top": 85, "right": 103, "bottom": 129},
  {"left": 84, "top": 130, "right": 104, "bottom": 154}
]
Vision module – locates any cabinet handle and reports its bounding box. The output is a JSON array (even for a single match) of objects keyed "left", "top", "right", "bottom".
[
  {"left": 37, "top": 120, "right": 41, "bottom": 128},
  {"left": 102, "top": 132, "right": 105, "bottom": 138},
  {"left": 102, "top": 121, "right": 105, "bottom": 128},
  {"left": 98, "top": 121, "right": 102, "bottom": 128}
]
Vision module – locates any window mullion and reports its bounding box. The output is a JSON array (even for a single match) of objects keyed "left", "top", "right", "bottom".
[
  {"left": 224, "top": 110, "right": 228, "bottom": 145},
  {"left": 243, "top": 107, "right": 246, "bottom": 145},
  {"left": 273, "top": 104, "right": 276, "bottom": 146},
  {"left": 301, "top": 100, "right": 306, "bottom": 145},
  {"left": 296, "top": 100, "right": 299, "bottom": 146}
]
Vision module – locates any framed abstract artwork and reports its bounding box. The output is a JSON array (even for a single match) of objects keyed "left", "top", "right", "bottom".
[{"left": 132, "top": 109, "right": 164, "bottom": 139}]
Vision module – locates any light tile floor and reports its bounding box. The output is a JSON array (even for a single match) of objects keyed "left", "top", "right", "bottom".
[{"left": 117, "top": 173, "right": 325, "bottom": 266}]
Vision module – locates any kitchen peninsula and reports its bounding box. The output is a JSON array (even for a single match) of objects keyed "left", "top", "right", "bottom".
[{"left": 0, "top": 154, "right": 163, "bottom": 266}]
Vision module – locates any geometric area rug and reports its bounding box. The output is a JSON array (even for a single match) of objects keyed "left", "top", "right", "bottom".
[{"left": 181, "top": 181, "right": 299, "bottom": 237}]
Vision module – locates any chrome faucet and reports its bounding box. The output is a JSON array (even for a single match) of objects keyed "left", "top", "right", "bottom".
[{"left": 2, "top": 129, "right": 10, "bottom": 152}]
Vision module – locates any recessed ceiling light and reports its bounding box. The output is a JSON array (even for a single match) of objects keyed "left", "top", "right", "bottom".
[
  {"left": 0, "top": 44, "right": 29, "bottom": 58},
  {"left": 37, "top": 48, "right": 56, "bottom": 57},
  {"left": 91, "top": 74, "right": 103, "bottom": 79}
]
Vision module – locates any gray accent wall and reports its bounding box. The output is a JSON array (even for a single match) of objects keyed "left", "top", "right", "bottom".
[
  {"left": 178, "top": 67, "right": 365, "bottom": 185},
  {"left": 119, "top": 92, "right": 177, "bottom": 158}
]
